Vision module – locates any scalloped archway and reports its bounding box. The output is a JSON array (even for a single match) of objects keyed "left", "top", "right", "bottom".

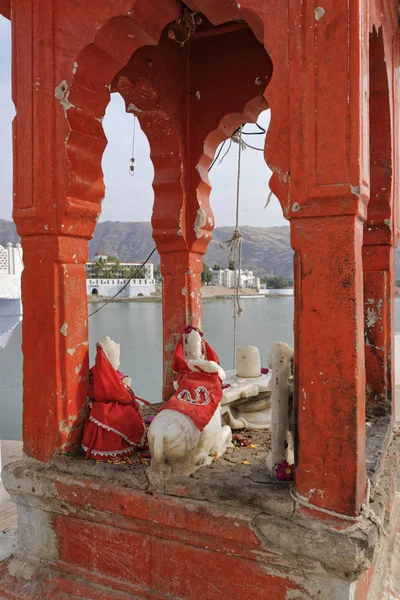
[
  {"left": 60, "top": 1, "right": 290, "bottom": 242},
  {"left": 106, "top": 16, "right": 273, "bottom": 391}
]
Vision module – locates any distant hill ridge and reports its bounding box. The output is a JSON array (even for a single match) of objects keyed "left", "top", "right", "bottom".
[
  {"left": 0, "top": 219, "right": 293, "bottom": 278},
  {"left": 3, "top": 218, "right": 398, "bottom": 279}
]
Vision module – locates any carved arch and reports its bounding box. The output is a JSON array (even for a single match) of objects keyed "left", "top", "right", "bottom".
[
  {"left": 110, "top": 22, "right": 271, "bottom": 259},
  {"left": 111, "top": 55, "right": 186, "bottom": 255},
  {"left": 61, "top": 0, "right": 290, "bottom": 239},
  {"left": 195, "top": 95, "right": 270, "bottom": 252}
]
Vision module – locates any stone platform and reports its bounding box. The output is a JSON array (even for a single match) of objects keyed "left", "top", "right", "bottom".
[
  {"left": 221, "top": 370, "right": 272, "bottom": 430},
  {"left": 0, "top": 425, "right": 399, "bottom": 600}
]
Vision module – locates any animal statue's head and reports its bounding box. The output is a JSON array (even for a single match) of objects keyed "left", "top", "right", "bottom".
[
  {"left": 99, "top": 336, "right": 120, "bottom": 371},
  {"left": 184, "top": 328, "right": 203, "bottom": 361}
]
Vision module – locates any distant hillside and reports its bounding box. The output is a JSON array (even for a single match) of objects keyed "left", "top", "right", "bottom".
[
  {"left": 91, "top": 221, "right": 293, "bottom": 278},
  {"left": 2, "top": 218, "right": 399, "bottom": 279},
  {"left": 90, "top": 221, "right": 157, "bottom": 265}
]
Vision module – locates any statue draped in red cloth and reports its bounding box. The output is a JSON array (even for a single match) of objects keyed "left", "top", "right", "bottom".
[
  {"left": 158, "top": 326, "right": 224, "bottom": 431},
  {"left": 82, "top": 339, "right": 146, "bottom": 460}
]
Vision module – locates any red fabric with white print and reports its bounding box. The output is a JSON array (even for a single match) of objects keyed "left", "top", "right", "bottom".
[
  {"left": 158, "top": 334, "right": 223, "bottom": 431},
  {"left": 81, "top": 345, "right": 146, "bottom": 460}
]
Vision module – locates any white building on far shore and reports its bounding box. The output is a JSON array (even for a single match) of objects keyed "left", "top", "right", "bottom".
[
  {"left": 85, "top": 254, "right": 155, "bottom": 297},
  {"left": 211, "top": 268, "right": 260, "bottom": 290},
  {"left": 0, "top": 243, "right": 23, "bottom": 348},
  {"left": 87, "top": 278, "right": 156, "bottom": 298},
  {"left": 85, "top": 254, "right": 154, "bottom": 281}
]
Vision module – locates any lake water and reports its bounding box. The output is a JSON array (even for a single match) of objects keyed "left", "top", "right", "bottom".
[{"left": 1, "top": 297, "right": 399, "bottom": 441}]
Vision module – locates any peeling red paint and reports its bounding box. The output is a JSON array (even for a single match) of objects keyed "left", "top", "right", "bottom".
[{"left": 6, "top": 0, "right": 400, "bottom": 597}]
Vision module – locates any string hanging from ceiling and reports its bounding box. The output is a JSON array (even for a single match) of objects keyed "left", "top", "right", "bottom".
[
  {"left": 211, "top": 121, "right": 266, "bottom": 365},
  {"left": 129, "top": 115, "right": 137, "bottom": 177}
]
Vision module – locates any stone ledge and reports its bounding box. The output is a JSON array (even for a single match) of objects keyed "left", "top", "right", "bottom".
[{"left": 2, "top": 447, "right": 392, "bottom": 580}]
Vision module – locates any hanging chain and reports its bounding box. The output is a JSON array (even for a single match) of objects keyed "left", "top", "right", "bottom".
[{"left": 129, "top": 115, "right": 136, "bottom": 177}]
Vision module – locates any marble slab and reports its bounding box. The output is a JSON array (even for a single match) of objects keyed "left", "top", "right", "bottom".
[{"left": 221, "top": 369, "right": 271, "bottom": 405}]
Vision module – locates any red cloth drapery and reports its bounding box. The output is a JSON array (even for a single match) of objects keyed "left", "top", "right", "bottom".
[
  {"left": 158, "top": 334, "right": 223, "bottom": 431},
  {"left": 171, "top": 337, "right": 220, "bottom": 376},
  {"left": 82, "top": 345, "right": 146, "bottom": 460}
]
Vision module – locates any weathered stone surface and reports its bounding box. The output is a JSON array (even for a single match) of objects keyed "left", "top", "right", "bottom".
[{"left": 0, "top": 525, "right": 17, "bottom": 563}]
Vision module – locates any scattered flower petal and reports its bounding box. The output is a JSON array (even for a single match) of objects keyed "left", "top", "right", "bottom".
[
  {"left": 233, "top": 434, "right": 250, "bottom": 447},
  {"left": 275, "top": 460, "right": 295, "bottom": 481}
]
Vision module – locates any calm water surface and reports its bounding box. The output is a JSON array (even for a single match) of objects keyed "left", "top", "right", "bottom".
[{"left": 1, "top": 297, "right": 400, "bottom": 441}]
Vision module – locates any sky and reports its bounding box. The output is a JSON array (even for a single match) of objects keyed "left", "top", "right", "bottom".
[{"left": 0, "top": 16, "right": 287, "bottom": 229}]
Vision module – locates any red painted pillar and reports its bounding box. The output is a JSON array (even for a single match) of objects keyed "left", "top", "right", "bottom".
[
  {"left": 284, "top": 0, "right": 371, "bottom": 516},
  {"left": 292, "top": 214, "right": 367, "bottom": 516},
  {"left": 20, "top": 236, "right": 89, "bottom": 461},
  {"left": 363, "top": 28, "right": 396, "bottom": 418},
  {"left": 363, "top": 245, "right": 395, "bottom": 418},
  {"left": 11, "top": 0, "right": 99, "bottom": 462}
]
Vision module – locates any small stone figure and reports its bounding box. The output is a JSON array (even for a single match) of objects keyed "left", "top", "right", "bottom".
[
  {"left": 265, "top": 341, "right": 294, "bottom": 473},
  {"left": 82, "top": 336, "right": 147, "bottom": 460},
  {"left": 236, "top": 345, "right": 262, "bottom": 378},
  {"left": 221, "top": 346, "right": 272, "bottom": 430},
  {"left": 147, "top": 326, "right": 232, "bottom": 487}
]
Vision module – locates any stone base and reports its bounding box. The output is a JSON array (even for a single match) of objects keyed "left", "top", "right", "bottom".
[{"left": 0, "top": 436, "right": 399, "bottom": 600}]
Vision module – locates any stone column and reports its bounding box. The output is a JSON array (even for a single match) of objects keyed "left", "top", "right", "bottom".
[
  {"left": 20, "top": 236, "right": 89, "bottom": 461},
  {"left": 363, "top": 28, "right": 396, "bottom": 419},
  {"left": 363, "top": 245, "right": 395, "bottom": 418},
  {"left": 11, "top": 0, "right": 97, "bottom": 462},
  {"left": 283, "top": 0, "right": 371, "bottom": 517},
  {"left": 292, "top": 213, "right": 367, "bottom": 516}
]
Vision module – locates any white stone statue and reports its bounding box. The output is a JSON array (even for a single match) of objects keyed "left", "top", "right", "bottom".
[
  {"left": 265, "top": 341, "right": 295, "bottom": 472},
  {"left": 147, "top": 327, "right": 232, "bottom": 488},
  {"left": 100, "top": 336, "right": 132, "bottom": 387}
]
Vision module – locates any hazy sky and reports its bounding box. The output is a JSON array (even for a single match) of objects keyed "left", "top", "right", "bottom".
[{"left": 0, "top": 16, "right": 287, "bottom": 228}]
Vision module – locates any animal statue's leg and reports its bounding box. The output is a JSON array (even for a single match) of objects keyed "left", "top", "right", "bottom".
[
  {"left": 148, "top": 410, "right": 201, "bottom": 487},
  {"left": 194, "top": 408, "right": 232, "bottom": 463},
  {"left": 210, "top": 408, "right": 232, "bottom": 456},
  {"left": 222, "top": 405, "right": 247, "bottom": 430},
  {"left": 266, "top": 342, "right": 294, "bottom": 472},
  {"left": 216, "top": 424, "right": 233, "bottom": 455}
]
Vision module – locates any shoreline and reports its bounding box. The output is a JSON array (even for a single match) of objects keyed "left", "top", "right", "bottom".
[{"left": 87, "top": 293, "right": 294, "bottom": 304}]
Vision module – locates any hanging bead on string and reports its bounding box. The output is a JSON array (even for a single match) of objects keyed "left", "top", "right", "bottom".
[{"left": 129, "top": 115, "right": 137, "bottom": 177}]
